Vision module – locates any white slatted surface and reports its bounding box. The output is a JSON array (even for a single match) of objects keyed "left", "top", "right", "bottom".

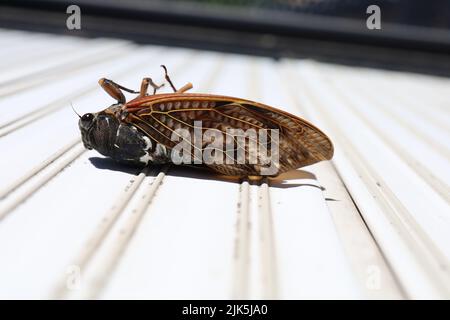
[{"left": 0, "top": 29, "right": 449, "bottom": 299}]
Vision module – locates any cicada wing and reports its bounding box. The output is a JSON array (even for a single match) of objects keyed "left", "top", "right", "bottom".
[{"left": 124, "top": 94, "right": 333, "bottom": 176}]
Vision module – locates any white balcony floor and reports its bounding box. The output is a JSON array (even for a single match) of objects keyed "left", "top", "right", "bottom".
[{"left": 0, "top": 29, "right": 449, "bottom": 299}]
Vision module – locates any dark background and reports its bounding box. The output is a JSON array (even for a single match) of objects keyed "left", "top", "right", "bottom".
[{"left": 1, "top": 0, "right": 450, "bottom": 76}]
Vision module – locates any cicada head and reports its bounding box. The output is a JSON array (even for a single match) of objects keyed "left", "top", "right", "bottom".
[
  {"left": 79, "top": 110, "right": 119, "bottom": 153},
  {"left": 78, "top": 105, "right": 155, "bottom": 165}
]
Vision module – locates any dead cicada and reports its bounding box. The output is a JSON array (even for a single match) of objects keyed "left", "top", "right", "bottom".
[{"left": 78, "top": 66, "right": 333, "bottom": 176}]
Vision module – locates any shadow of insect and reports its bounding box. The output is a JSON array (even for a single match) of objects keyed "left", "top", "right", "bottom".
[{"left": 89, "top": 157, "right": 325, "bottom": 190}]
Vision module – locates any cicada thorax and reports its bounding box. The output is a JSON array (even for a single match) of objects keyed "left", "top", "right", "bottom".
[{"left": 121, "top": 94, "right": 334, "bottom": 176}]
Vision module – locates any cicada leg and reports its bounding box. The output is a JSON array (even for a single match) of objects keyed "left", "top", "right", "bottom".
[
  {"left": 98, "top": 78, "right": 139, "bottom": 104},
  {"left": 161, "top": 65, "right": 193, "bottom": 93},
  {"left": 176, "top": 82, "right": 193, "bottom": 93},
  {"left": 139, "top": 77, "right": 164, "bottom": 97}
]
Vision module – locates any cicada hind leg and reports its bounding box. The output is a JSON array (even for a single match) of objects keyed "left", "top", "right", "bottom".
[{"left": 161, "top": 65, "right": 193, "bottom": 93}]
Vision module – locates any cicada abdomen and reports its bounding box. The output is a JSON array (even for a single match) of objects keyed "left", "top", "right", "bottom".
[{"left": 78, "top": 66, "right": 333, "bottom": 177}]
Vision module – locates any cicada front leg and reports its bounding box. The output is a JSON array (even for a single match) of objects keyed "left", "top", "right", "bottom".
[
  {"left": 99, "top": 65, "right": 193, "bottom": 103},
  {"left": 98, "top": 78, "right": 139, "bottom": 103}
]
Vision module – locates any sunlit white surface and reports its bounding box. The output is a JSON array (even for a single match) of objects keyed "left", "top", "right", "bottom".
[{"left": 0, "top": 29, "right": 449, "bottom": 299}]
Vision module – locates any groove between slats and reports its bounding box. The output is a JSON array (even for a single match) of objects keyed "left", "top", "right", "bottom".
[
  {"left": 378, "top": 83, "right": 450, "bottom": 135},
  {"left": 317, "top": 70, "right": 450, "bottom": 205},
  {"left": 0, "top": 41, "right": 132, "bottom": 97},
  {"left": 278, "top": 63, "right": 403, "bottom": 299},
  {"left": 248, "top": 61, "right": 279, "bottom": 299},
  {"left": 83, "top": 167, "right": 167, "bottom": 299},
  {"left": 232, "top": 180, "right": 250, "bottom": 299},
  {"left": 323, "top": 72, "right": 450, "bottom": 204},
  {"left": 51, "top": 169, "right": 147, "bottom": 299},
  {"left": 0, "top": 48, "right": 165, "bottom": 137},
  {"left": 0, "top": 138, "right": 81, "bottom": 200},
  {"left": 0, "top": 144, "right": 86, "bottom": 220},
  {"left": 327, "top": 72, "right": 450, "bottom": 161},
  {"left": 88, "top": 167, "right": 167, "bottom": 298},
  {"left": 0, "top": 41, "right": 75, "bottom": 69},
  {"left": 259, "top": 179, "right": 278, "bottom": 299},
  {"left": 325, "top": 65, "right": 450, "bottom": 137},
  {"left": 287, "top": 62, "right": 450, "bottom": 298},
  {"left": 310, "top": 162, "right": 405, "bottom": 299}
]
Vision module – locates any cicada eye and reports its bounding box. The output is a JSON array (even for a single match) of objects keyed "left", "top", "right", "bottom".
[{"left": 81, "top": 113, "right": 94, "bottom": 122}]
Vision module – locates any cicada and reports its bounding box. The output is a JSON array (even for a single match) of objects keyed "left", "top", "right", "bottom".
[{"left": 78, "top": 66, "right": 333, "bottom": 176}]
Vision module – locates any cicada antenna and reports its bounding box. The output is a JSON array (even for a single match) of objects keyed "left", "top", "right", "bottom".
[{"left": 71, "top": 102, "right": 81, "bottom": 118}]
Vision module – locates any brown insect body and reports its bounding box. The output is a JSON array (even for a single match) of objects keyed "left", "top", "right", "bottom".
[{"left": 78, "top": 67, "right": 333, "bottom": 177}]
